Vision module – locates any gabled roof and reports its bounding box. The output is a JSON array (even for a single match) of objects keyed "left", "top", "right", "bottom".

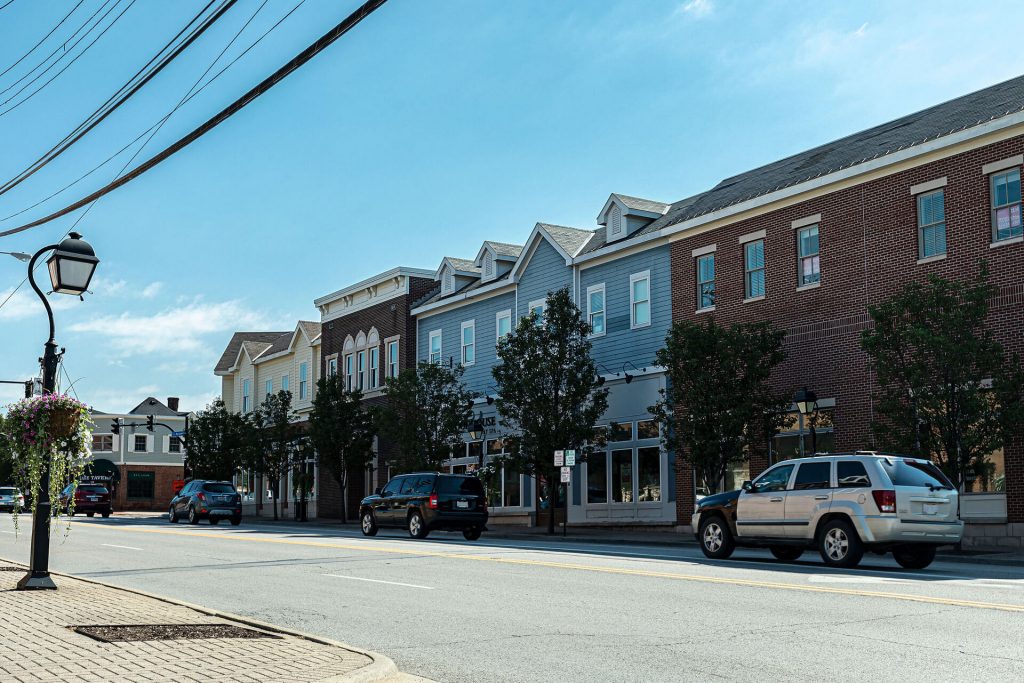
[
  {"left": 598, "top": 193, "right": 670, "bottom": 224},
  {"left": 536, "top": 223, "right": 597, "bottom": 257},
  {"left": 215, "top": 332, "right": 289, "bottom": 374},
  {"left": 434, "top": 256, "right": 481, "bottom": 280},
  {"left": 473, "top": 240, "right": 524, "bottom": 268},
  {"left": 129, "top": 397, "right": 187, "bottom": 417},
  {"left": 288, "top": 320, "right": 322, "bottom": 352}
]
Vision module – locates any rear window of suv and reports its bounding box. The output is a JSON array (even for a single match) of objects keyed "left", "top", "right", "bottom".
[
  {"left": 0, "top": 488, "right": 18, "bottom": 495},
  {"left": 436, "top": 476, "right": 484, "bottom": 496},
  {"left": 202, "top": 483, "right": 235, "bottom": 494},
  {"left": 78, "top": 485, "right": 108, "bottom": 493},
  {"left": 880, "top": 459, "right": 954, "bottom": 489}
]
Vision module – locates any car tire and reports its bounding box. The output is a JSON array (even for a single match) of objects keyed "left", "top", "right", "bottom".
[
  {"left": 188, "top": 505, "right": 199, "bottom": 525},
  {"left": 210, "top": 518, "right": 220, "bottom": 525},
  {"left": 360, "top": 511, "right": 378, "bottom": 537},
  {"left": 818, "top": 518, "right": 864, "bottom": 568},
  {"left": 698, "top": 515, "right": 735, "bottom": 559},
  {"left": 892, "top": 544, "right": 936, "bottom": 570},
  {"left": 168, "top": 506, "right": 178, "bottom": 523},
  {"left": 770, "top": 546, "right": 804, "bottom": 562},
  {"left": 86, "top": 512, "right": 94, "bottom": 518},
  {"left": 408, "top": 511, "right": 429, "bottom": 539},
  {"left": 230, "top": 517, "right": 241, "bottom": 526},
  {"left": 462, "top": 527, "right": 482, "bottom": 541},
  {"left": 101, "top": 511, "right": 110, "bottom": 518}
]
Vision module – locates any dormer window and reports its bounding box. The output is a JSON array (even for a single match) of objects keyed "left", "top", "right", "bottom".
[
  {"left": 441, "top": 266, "right": 454, "bottom": 295},
  {"left": 609, "top": 204, "right": 622, "bottom": 236},
  {"left": 483, "top": 252, "right": 494, "bottom": 278}
]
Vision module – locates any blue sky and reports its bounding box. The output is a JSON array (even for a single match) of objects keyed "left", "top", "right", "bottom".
[{"left": 2, "top": 0, "right": 1024, "bottom": 412}]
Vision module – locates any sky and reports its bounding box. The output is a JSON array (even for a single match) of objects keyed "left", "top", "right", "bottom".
[{"left": 2, "top": 0, "right": 1024, "bottom": 413}]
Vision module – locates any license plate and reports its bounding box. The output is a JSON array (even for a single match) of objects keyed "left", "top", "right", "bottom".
[
  {"left": 88, "top": 496, "right": 98, "bottom": 501},
  {"left": 456, "top": 500, "right": 469, "bottom": 509},
  {"left": 923, "top": 503, "right": 938, "bottom": 516},
  {"left": 211, "top": 508, "right": 233, "bottom": 515}
]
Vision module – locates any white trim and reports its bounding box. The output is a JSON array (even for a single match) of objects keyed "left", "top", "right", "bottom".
[
  {"left": 428, "top": 329, "right": 443, "bottom": 364},
  {"left": 586, "top": 283, "right": 606, "bottom": 337},
  {"left": 791, "top": 214, "right": 821, "bottom": 229},
  {"left": 695, "top": 305, "right": 716, "bottom": 315},
  {"left": 738, "top": 229, "right": 766, "bottom": 244},
  {"left": 412, "top": 280, "right": 515, "bottom": 317},
  {"left": 314, "top": 267, "right": 434, "bottom": 307},
  {"left": 460, "top": 320, "right": 476, "bottom": 367},
  {"left": 495, "top": 309, "right": 512, "bottom": 345},
  {"left": 909, "top": 177, "right": 948, "bottom": 195},
  {"left": 527, "top": 299, "right": 546, "bottom": 320},
  {"left": 982, "top": 154, "right": 1023, "bottom": 176},
  {"left": 384, "top": 336, "right": 400, "bottom": 379},
  {"left": 990, "top": 235, "right": 1023, "bottom": 248},
  {"left": 691, "top": 243, "right": 716, "bottom": 257},
  {"left": 629, "top": 270, "right": 652, "bottom": 330},
  {"left": 796, "top": 281, "right": 821, "bottom": 292},
  {"left": 917, "top": 253, "right": 948, "bottom": 265},
  {"left": 742, "top": 295, "right": 766, "bottom": 304}
]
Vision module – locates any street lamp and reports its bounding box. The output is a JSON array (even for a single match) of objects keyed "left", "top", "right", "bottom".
[
  {"left": 17, "top": 232, "right": 99, "bottom": 591},
  {"left": 794, "top": 387, "right": 818, "bottom": 456}
]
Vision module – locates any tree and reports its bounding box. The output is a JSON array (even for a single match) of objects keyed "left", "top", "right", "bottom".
[
  {"left": 185, "top": 399, "right": 249, "bottom": 481},
  {"left": 252, "top": 390, "right": 298, "bottom": 521},
  {"left": 493, "top": 287, "right": 609, "bottom": 535},
  {"left": 861, "top": 264, "right": 1024, "bottom": 489},
  {"left": 652, "top": 318, "right": 789, "bottom": 495},
  {"left": 308, "top": 374, "right": 376, "bottom": 523}
]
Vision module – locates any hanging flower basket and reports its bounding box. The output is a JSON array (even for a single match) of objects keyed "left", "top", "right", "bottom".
[{"left": 48, "top": 405, "right": 81, "bottom": 439}]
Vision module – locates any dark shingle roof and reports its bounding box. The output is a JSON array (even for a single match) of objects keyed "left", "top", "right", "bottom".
[
  {"left": 129, "top": 397, "right": 187, "bottom": 417},
  {"left": 644, "top": 74, "right": 1024, "bottom": 233},
  {"left": 537, "top": 223, "right": 597, "bottom": 256},
  {"left": 215, "top": 332, "right": 289, "bottom": 373},
  {"left": 612, "top": 194, "right": 670, "bottom": 215}
]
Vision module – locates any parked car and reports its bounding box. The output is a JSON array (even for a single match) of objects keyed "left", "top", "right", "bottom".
[
  {"left": 0, "top": 486, "right": 25, "bottom": 513},
  {"left": 169, "top": 480, "right": 241, "bottom": 525},
  {"left": 59, "top": 483, "right": 112, "bottom": 518},
  {"left": 692, "top": 453, "right": 963, "bottom": 569},
  {"left": 360, "top": 472, "right": 488, "bottom": 540}
]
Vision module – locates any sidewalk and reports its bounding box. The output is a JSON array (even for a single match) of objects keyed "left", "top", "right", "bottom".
[{"left": 0, "top": 557, "right": 425, "bottom": 683}]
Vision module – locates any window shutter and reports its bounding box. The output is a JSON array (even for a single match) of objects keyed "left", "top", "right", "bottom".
[
  {"left": 444, "top": 268, "right": 454, "bottom": 293},
  {"left": 162, "top": 436, "right": 170, "bottom": 453},
  {"left": 610, "top": 204, "right": 622, "bottom": 236},
  {"left": 483, "top": 253, "right": 493, "bottom": 278}
]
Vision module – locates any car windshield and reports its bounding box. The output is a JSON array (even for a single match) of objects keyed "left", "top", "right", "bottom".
[
  {"left": 881, "top": 459, "right": 954, "bottom": 489},
  {"left": 435, "top": 476, "right": 484, "bottom": 496},
  {"left": 78, "top": 485, "right": 108, "bottom": 493},
  {"left": 0, "top": 488, "right": 18, "bottom": 495},
  {"left": 203, "top": 483, "right": 236, "bottom": 494}
]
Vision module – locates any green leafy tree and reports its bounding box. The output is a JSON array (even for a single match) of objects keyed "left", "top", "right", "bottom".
[
  {"left": 185, "top": 399, "right": 248, "bottom": 481},
  {"left": 379, "top": 363, "right": 473, "bottom": 473},
  {"left": 652, "top": 318, "right": 789, "bottom": 495},
  {"left": 252, "top": 390, "right": 298, "bottom": 520},
  {"left": 493, "top": 288, "right": 609, "bottom": 535},
  {"left": 309, "top": 375, "right": 376, "bottom": 523},
  {"left": 861, "top": 264, "right": 1024, "bottom": 489}
]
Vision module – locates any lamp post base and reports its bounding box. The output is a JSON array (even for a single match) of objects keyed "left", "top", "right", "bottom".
[{"left": 17, "top": 572, "right": 57, "bottom": 590}]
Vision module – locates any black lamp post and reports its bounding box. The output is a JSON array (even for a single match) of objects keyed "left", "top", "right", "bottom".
[
  {"left": 16, "top": 232, "right": 99, "bottom": 591},
  {"left": 794, "top": 387, "right": 818, "bottom": 457}
]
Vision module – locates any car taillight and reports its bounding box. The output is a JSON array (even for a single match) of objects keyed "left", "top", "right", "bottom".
[
  {"left": 872, "top": 490, "right": 896, "bottom": 514},
  {"left": 481, "top": 498, "right": 487, "bottom": 513},
  {"left": 197, "top": 492, "right": 206, "bottom": 502},
  {"left": 428, "top": 494, "right": 438, "bottom": 510}
]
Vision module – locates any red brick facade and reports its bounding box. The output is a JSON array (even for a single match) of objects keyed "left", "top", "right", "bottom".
[
  {"left": 670, "top": 133, "right": 1024, "bottom": 525},
  {"left": 113, "top": 464, "right": 185, "bottom": 512}
]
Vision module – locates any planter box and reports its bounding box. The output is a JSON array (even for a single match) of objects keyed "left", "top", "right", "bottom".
[{"left": 959, "top": 492, "right": 1007, "bottom": 523}]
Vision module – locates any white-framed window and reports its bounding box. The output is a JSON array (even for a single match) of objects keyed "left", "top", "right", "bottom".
[
  {"left": 744, "top": 239, "right": 766, "bottom": 299},
  {"left": 461, "top": 320, "right": 475, "bottom": 366},
  {"left": 587, "top": 283, "right": 605, "bottom": 336},
  {"left": 630, "top": 271, "right": 651, "bottom": 328},
  {"left": 369, "top": 346, "right": 379, "bottom": 389},
  {"left": 327, "top": 357, "right": 337, "bottom": 377},
  {"left": 242, "top": 379, "right": 251, "bottom": 412},
  {"left": 357, "top": 350, "right": 366, "bottom": 390},
  {"left": 169, "top": 436, "right": 183, "bottom": 454},
  {"left": 797, "top": 225, "right": 820, "bottom": 286},
  {"left": 281, "top": 374, "right": 289, "bottom": 393},
  {"left": 133, "top": 434, "right": 148, "bottom": 453},
  {"left": 345, "top": 354, "right": 354, "bottom": 390},
  {"left": 990, "top": 168, "right": 1022, "bottom": 242},
  {"left": 298, "top": 363, "right": 307, "bottom": 400},
  {"left": 528, "top": 299, "right": 545, "bottom": 326},
  {"left": 429, "top": 330, "right": 442, "bottom": 364},
  {"left": 917, "top": 189, "right": 947, "bottom": 259},
  {"left": 495, "top": 309, "right": 512, "bottom": 344},
  {"left": 696, "top": 254, "right": 715, "bottom": 310},
  {"left": 265, "top": 379, "right": 273, "bottom": 399},
  {"left": 387, "top": 340, "right": 399, "bottom": 378},
  {"left": 91, "top": 434, "right": 113, "bottom": 452}
]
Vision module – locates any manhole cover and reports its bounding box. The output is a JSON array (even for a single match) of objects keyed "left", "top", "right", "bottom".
[{"left": 72, "top": 624, "right": 280, "bottom": 643}]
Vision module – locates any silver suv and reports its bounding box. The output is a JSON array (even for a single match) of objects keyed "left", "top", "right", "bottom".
[{"left": 691, "top": 453, "right": 964, "bottom": 569}]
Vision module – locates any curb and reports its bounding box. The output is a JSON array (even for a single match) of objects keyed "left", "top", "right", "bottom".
[{"left": 0, "top": 556, "right": 404, "bottom": 683}]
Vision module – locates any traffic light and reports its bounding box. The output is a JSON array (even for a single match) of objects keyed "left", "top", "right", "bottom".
[
  {"left": 146, "top": 415, "right": 154, "bottom": 432},
  {"left": 111, "top": 420, "right": 120, "bottom": 435},
  {"left": 24, "top": 380, "right": 31, "bottom": 398}
]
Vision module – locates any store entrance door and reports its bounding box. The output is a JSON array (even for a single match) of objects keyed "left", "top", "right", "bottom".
[{"left": 533, "top": 475, "right": 566, "bottom": 529}]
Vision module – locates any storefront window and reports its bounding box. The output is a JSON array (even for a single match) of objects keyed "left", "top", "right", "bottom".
[
  {"left": 637, "top": 447, "right": 661, "bottom": 501},
  {"left": 611, "top": 449, "right": 633, "bottom": 502},
  {"left": 503, "top": 466, "right": 521, "bottom": 507},
  {"left": 127, "top": 471, "right": 155, "bottom": 500},
  {"left": 587, "top": 452, "right": 607, "bottom": 503},
  {"left": 967, "top": 448, "right": 1005, "bottom": 493},
  {"left": 467, "top": 441, "right": 483, "bottom": 460},
  {"left": 609, "top": 422, "right": 634, "bottom": 443},
  {"left": 636, "top": 420, "right": 659, "bottom": 440},
  {"left": 773, "top": 408, "right": 835, "bottom": 460}
]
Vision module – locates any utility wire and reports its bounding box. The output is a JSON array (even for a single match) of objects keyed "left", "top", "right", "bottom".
[
  {"left": 0, "top": 1, "right": 16, "bottom": 12},
  {"left": 0, "top": 0, "right": 84, "bottom": 81},
  {"left": 0, "top": 0, "right": 234, "bottom": 196},
  {"left": 0, "top": 0, "right": 388, "bottom": 240}
]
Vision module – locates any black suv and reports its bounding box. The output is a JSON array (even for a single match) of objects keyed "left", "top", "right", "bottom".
[
  {"left": 169, "top": 480, "right": 242, "bottom": 525},
  {"left": 360, "top": 472, "right": 488, "bottom": 540}
]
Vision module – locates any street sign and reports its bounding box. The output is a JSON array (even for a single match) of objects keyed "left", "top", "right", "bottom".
[
  {"left": 554, "top": 450, "right": 564, "bottom": 467},
  {"left": 170, "top": 430, "right": 186, "bottom": 437},
  {"left": 560, "top": 466, "right": 571, "bottom": 483},
  {"left": 565, "top": 450, "right": 576, "bottom": 466}
]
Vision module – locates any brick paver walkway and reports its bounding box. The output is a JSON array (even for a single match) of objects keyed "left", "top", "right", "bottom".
[{"left": 0, "top": 562, "right": 380, "bottom": 683}]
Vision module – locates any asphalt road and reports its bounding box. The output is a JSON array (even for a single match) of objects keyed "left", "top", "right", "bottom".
[{"left": 2, "top": 514, "right": 1023, "bottom": 683}]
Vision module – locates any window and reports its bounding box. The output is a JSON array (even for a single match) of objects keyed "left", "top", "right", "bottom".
[
  {"left": 169, "top": 437, "right": 182, "bottom": 454},
  {"left": 636, "top": 420, "right": 659, "bottom": 440},
  {"left": 483, "top": 252, "right": 494, "bottom": 278},
  {"left": 752, "top": 464, "right": 794, "bottom": 493},
  {"left": 744, "top": 239, "right": 766, "bottom": 298},
  {"left": 797, "top": 225, "right": 820, "bottom": 286},
  {"left": 587, "top": 284, "right": 605, "bottom": 336},
  {"left": 792, "top": 462, "right": 831, "bottom": 490},
  {"left": 387, "top": 340, "right": 399, "bottom": 378},
  {"left": 345, "top": 354, "right": 354, "bottom": 390},
  {"left": 837, "top": 461, "right": 871, "bottom": 487},
  {"left": 298, "top": 363, "right": 308, "bottom": 400},
  {"left": 127, "top": 471, "right": 155, "bottom": 500},
  {"left": 369, "top": 346, "right": 379, "bottom": 389},
  {"left": 991, "top": 169, "right": 1023, "bottom": 242},
  {"left": 265, "top": 379, "right": 273, "bottom": 399},
  {"left": 696, "top": 254, "right": 715, "bottom": 310},
  {"left": 496, "top": 310, "right": 512, "bottom": 344},
  {"left": 242, "top": 379, "right": 250, "bottom": 412},
  {"left": 609, "top": 421, "right": 633, "bottom": 442},
  {"left": 528, "top": 299, "right": 545, "bottom": 325},
  {"left": 429, "top": 330, "right": 442, "bottom": 364},
  {"left": 133, "top": 435, "right": 147, "bottom": 452},
  {"left": 609, "top": 203, "right": 622, "bottom": 236},
  {"left": 381, "top": 477, "right": 404, "bottom": 496},
  {"left": 611, "top": 450, "right": 633, "bottom": 502},
  {"left": 587, "top": 452, "right": 607, "bottom": 503},
  {"left": 461, "top": 320, "right": 475, "bottom": 366},
  {"left": 630, "top": 271, "right": 651, "bottom": 328},
  {"left": 282, "top": 374, "right": 289, "bottom": 392},
  {"left": 357, "top": 350, "right": 366, "bottom": 390},
  {"left": 637, "top": 447, "right": 661, "bottom": 502},
  {"left": 880, "top": 459, "right": 954, "bottom": 489},
  {"left": 502, "top": 465, "right": 521, "bottom": 507},
  {"left": 917, "top": 189, "right": 947, "bottom": 258},
  {"left": 327, "top": 358, "right": 337, "bottom": 377},
  {"left": 91, "top": 434, "right": 113, "bottom": 451}
]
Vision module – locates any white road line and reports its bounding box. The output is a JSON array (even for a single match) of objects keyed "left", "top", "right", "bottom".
[
  {"left": 100, "top": 543, "right": 143, "bottom": 551},
  {"left": 0, "top": 530, "right": 14, "bottom": 534},
  {"left": 323, "top": 573, "right": 434, "bottom": 590}
]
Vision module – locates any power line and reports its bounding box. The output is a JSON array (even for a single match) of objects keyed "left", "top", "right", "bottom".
[
  {"left": 0, "top": 0, "right": 235, "bottom": 196},
  {"left": 0, "top": 1, "right": 17, "bottom": 12},
  {"left": 0, "top": 0, "right": 388, "bottom": 240},
  {"left": 0, "top": 0, "right": 85, "bottom": 81}
]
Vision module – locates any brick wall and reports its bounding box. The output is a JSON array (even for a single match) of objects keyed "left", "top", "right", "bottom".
[
  {"left": 670, "top": 134, "right": 1024, "bottom": 524},
  {"left": 114, "top": 464, "right": 184, "bottom": 512}
]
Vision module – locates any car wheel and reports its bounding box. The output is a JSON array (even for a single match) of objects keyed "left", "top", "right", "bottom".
[
  {"left": 408, "top": 511, "right": 429, "bottom": 539},
  {"left": 209, "top": 518, "right": 220, "bottom": 525},
  {"left": 168, "top": 506, "right": 178, "bottom": 523},
  {"left": 360, "top": 511, "right": 378, "bottom": 537},
  {"left": 230, "top": 517, "right": 241, "bottom": 526},
  {"left": 770, "top": 546, "right": 804, "bottom": 562},
  {"left": 188, "top": 505, "right": 199, "bottom": 525},
  {"left": 818, "top": 519, "right": 864, "bottom": 568},
  {"left": 892, "top": 544, "right": 936, "bottom": 570},
  {"left": 101, "top": 511, "right": 110, "bottom": 518},
  {"left": 698, "top": 515, "right": 735, "bottom": 559},
  {"left": 462, "top": 527, "right": 482, "bottom": 541},
  {"left": 86, "top": 512, "right": 94, "bottom": 517}
]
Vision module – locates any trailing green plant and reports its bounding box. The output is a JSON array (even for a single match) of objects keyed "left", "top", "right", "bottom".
[{"left": 2, "top": 393, "right": 92, "bottom": 535}]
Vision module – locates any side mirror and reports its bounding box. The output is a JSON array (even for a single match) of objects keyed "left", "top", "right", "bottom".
[
  {"left": 374, "top": 487, "right": 382, "bottom": 495},
  {"left": 741, "top": 480, "right": 753, "bottom": 493}
]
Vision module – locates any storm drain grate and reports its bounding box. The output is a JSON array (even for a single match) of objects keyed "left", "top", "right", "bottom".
[{"left": 72, "top": 624, "right": 280, "bottom": 643}]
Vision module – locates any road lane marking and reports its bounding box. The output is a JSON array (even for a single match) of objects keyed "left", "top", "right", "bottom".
[
  {"left": 323, "top": 574, "right": 433, "bottom": 589},
  {"left": 60, "top": 523, "right": 1024, "bottom": 614},
  {"left": 100, "top": 543, "right": 142, "bottom": 551}
]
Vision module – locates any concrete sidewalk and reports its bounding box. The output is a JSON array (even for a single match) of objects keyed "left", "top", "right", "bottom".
[{"left": 0, "top": 557, "right": 427, "bottom": 683}]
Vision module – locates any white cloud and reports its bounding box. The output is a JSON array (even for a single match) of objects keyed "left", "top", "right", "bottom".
[
  {"left": 90, "top": 277, "right": 163, "bottom": 300},
  {"left": 0, "top": 285, "right": 78, "bottom": 321},
  {"left": 140, "top": 282, "right": 164, "bottom": 299},
  {"left": 678, "top": 0, "right": 713, "bottom": 18}
]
